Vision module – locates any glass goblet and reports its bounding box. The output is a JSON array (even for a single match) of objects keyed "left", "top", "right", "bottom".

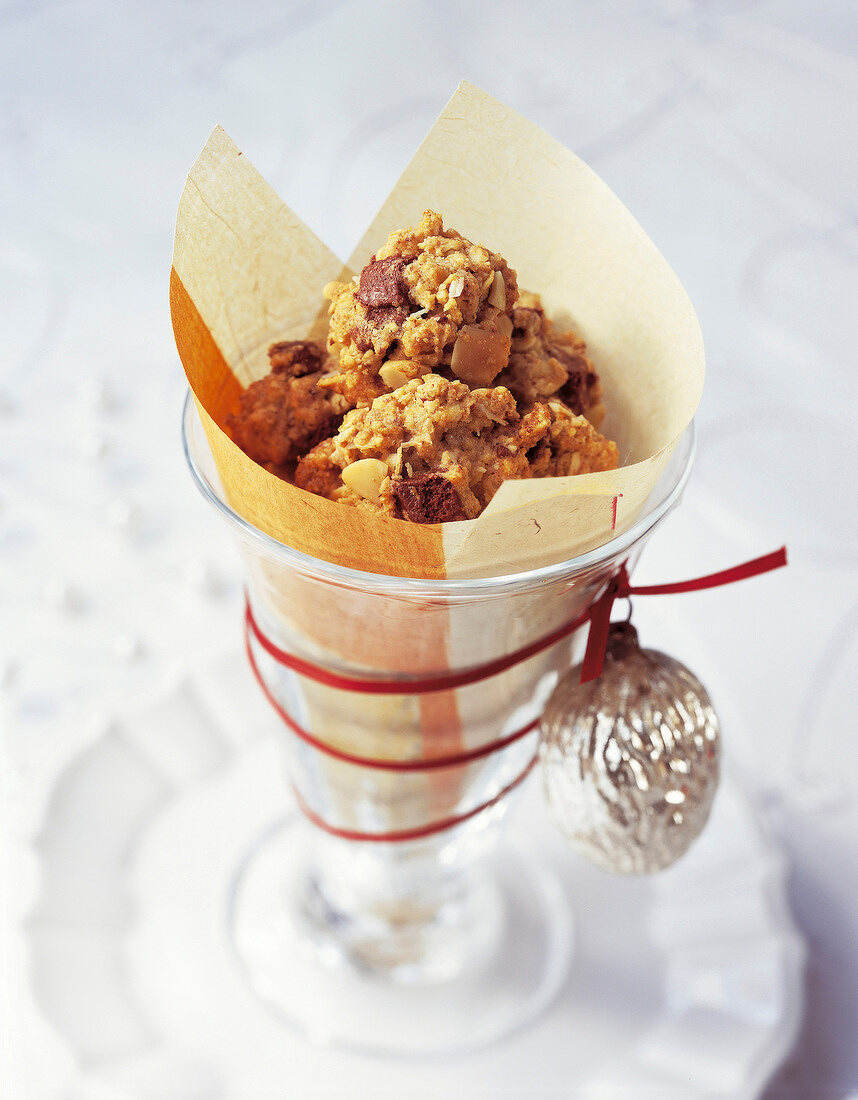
[{"left": 182, "top": 393, "right": 694, "bottom": 1055}]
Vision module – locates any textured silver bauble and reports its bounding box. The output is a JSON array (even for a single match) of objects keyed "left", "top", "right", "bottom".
[{"left": 539, "top": 622, "right": 720, "bottom": 874}]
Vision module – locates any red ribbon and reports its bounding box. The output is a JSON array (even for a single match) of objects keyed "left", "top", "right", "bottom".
[
  {"left": 244, "top": 622, "right": 541, "bottom": 772},
  {"left": 245, "top": 599, "right": 592, "bottom": 695},
  {"left": 580, "top": 546, "right": 788, "bottom": 681},
  {"left": 290, "top": 757, "right": 538, "bottom": 844},
  {"left": 245, "top": 611, "right": 543, "bottom": 842},
  {"left": 246, "top": 546, "right": 787, "bottom": 842}
]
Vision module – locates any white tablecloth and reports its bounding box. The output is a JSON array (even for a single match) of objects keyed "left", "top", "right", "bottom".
[{"left": 3, "top": 2, "right": 857, "bottom": 1096}]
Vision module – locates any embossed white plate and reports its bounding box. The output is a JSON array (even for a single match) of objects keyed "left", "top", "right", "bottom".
[{"left": 20, "top": 656, "right": 805, "bottom": 1099}]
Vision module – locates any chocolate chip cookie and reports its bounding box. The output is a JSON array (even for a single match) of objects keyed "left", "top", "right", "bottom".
[{"left": 229, "top": 212, "right": 618, "bottom": 522}]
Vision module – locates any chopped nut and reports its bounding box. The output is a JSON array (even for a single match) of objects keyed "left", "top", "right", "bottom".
[
  {"left": 450, "top": 324, "right": 511, "bottom": 387},
  {"left": 341, "top": 458, "right": 389, "bottom": 503},
  {"left": 448, "top": 274, "right": 465, "bottom": 298},
  {"left": 496, "top": 313, "right": 513, "bottom": 340},
  {"left": 379, "top": 363, "right": 411, "bottom": 389},
  {"left": 488, "top": 269, "right": 507, "bottom": 309}
]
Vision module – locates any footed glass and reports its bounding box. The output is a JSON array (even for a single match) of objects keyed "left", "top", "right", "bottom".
[{"left": 182, "top": 393, "right": 695, "bottom": 1055}]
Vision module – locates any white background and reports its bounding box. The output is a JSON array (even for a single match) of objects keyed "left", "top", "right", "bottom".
[{"left": 2, "top": 1, "right": 857, "bottom": 1096}]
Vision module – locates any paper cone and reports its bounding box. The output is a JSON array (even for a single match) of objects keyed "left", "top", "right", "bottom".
[
  {"left": 172, "top": 81, "right": 703, "bottom": 583},
  {"left": 173, "top": 84, "right": 703, "bottom": 835}
]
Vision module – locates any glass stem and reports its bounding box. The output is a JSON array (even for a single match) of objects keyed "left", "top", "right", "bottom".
[{"left": 296, "top": 824, "right": 503, "bottom": 984}]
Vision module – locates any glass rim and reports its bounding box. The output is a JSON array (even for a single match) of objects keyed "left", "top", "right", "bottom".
[{"left": 181, "top": 390, "right": 695, "bottom": 597}]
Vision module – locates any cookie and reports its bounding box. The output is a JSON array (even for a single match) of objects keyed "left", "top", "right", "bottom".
[
  {"left": 296, "top": 374, "right": 617, "bottom": 522},
  {"left": 321, "top": 210, "right": 517, "bottom": 406},
  {"left": 231, "top": 214, "right": 619, "bottom": 523},
  {"left": 496, "top": 292, "right": 606, "bottom": 427},
  {"left": 226, "top": 341, "right": 350, "bottom": 472}
]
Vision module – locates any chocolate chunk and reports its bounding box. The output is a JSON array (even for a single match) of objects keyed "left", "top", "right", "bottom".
[
  {"left": 559, "top": 368, "right": 587, "bottom": 414},
  {"left": 356, "top": 256, "right": 408, "bottom": 310},
  {"left": 352, "top": 257, "right": 409, "bottom": 350},
  {"left": 393, "top": 473, "right": 467, "bottom": 523},
  {"left": 559, "top": 368, "right": 597, "bottom": 415},
  {"left": 550, "top": 343, "right": 596, "bottom": 415},
  {"left": 352, "top": 325, "right": 373, "bottom": 353},
  {"left": 367, "top": 304, "right": 407, "bottom": 328},
  {"left": 268, "top": 340, "right": 324, "bottom": 377},
  {"left": 353, "top": 305, "right": 407, "bottom": 351}
]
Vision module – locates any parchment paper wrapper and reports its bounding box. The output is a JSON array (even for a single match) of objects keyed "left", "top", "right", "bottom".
[
  {"left": 172, "top": 84, "right": 703, "bottom": 834},
  {"left": 171, "top": 81, "right": 703, "bottom": 583}
]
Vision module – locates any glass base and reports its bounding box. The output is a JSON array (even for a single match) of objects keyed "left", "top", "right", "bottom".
[{"left": 228, "top": 815, "right": 574, "bottom": 1057}]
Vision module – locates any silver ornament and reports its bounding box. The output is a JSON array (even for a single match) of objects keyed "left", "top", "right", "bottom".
[{"left": 539, "top": 621, "right": 720, "bottom": 874}]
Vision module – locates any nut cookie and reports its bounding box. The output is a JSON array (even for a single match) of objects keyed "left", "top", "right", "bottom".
[
  {"left": 321, "top": 210, "right": 517, "bottom": 406},
  {"left": 230, "top": 213, "right": 620, "bottom": 523},
  {"left": 295, "top": 374, "right": 617, "bottom": 523},
  {"left": 496, "top": 292, "right": 606, "bottom": 427},
  {"left": 226, "top": 341, "right": 350, "bottom": 474}
]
